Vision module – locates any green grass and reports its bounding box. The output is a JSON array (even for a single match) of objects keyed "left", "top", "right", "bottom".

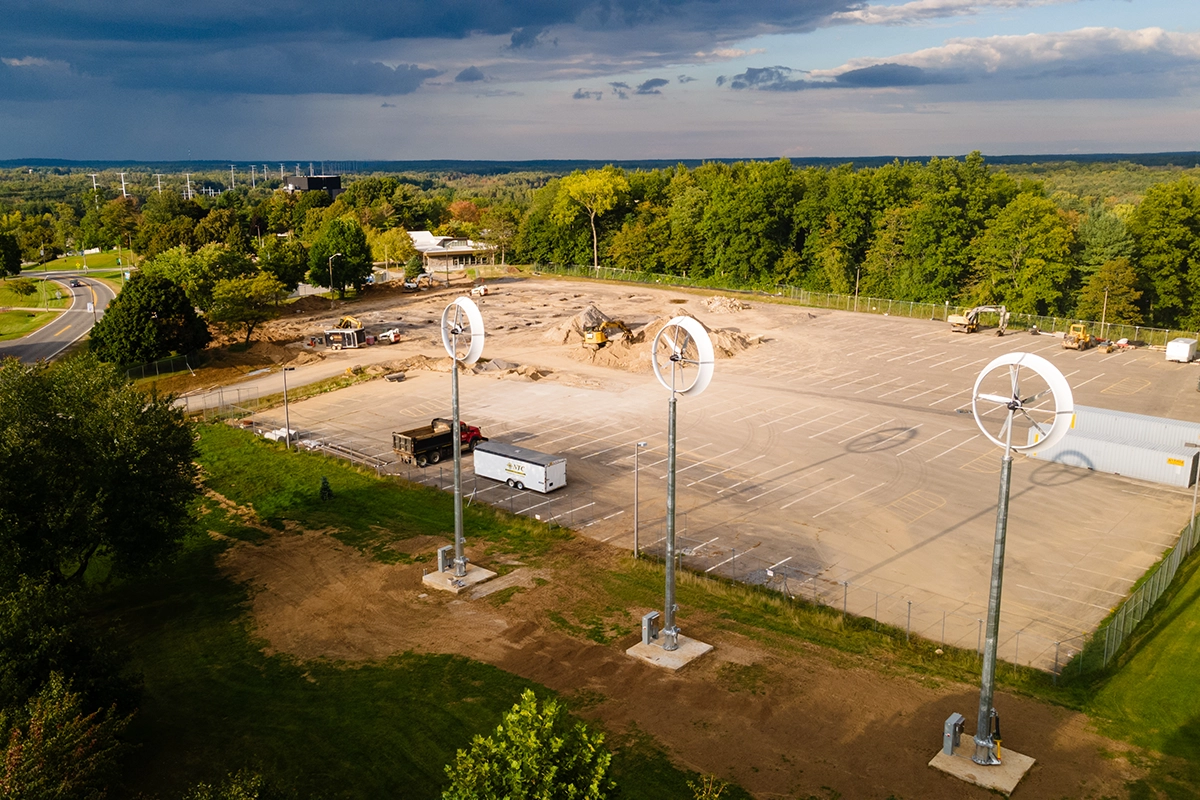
[
  {"left": 0, "top": 309, "right": 60, "bottom": 340},
  {"left": 32, "top": 249, "right": 134, "bottom": 272},
  {"left": 1083, "top": 550, "right": 1200, "bottom": 798},
  {"left": 95, "top": 423, "right": 753, "bottom": 799},
  {"left": 196, "top": 423, "right": 568, "bottom": 563},
  {"left": 0, "top": 277, "right": 71, "bottom": 309}
]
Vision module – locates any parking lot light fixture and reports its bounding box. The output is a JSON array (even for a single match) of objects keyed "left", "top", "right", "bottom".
[
  {"left": 634, "top": 441, "right": 648, "bottom": 558},
  {"left": 282, "top": 366, "right": 295, "bottom": 451}
]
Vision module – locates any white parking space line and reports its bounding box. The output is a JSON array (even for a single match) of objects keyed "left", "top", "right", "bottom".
[
  {"left": 806, "top": 413, "right": 869, "bottom": 439},
  {"left": 829, "top": 372, "right": 878, "bottom": 391},
  {"left": 895, "top": 429, "right": 950, "bottom": 456},
  {"left": 908, "top": 351, "right": 946, "bottom": 364},
  {"left": 912, "top": 330, "right": 943, "bottom": 339},
  {"left": 928, "top": 434, "right": 980, "bottom": 461},
  {"left": 719, "top": 460, "right": 796, "bottom": 494},
  {"left": 581, "top": 437, "right": 651, "bottom": 459},
  {"left": 659, "top": 447, "right": 740, "bottom": 479},
  {"left": 768, "top": 556, "right": 794, "bottom": 570},
  {"left": 878, "top": 381, "right": 924, "bottom": 399},
  {"left": 812, "top": 481, "right": 887, "bottom": 518},
  {"left": 867, "top": 424, "right": 923, "bottom": 450},
  {"left": 927, "top": 356, "right": 962, "bottom": 369},
  {"left": 588, "top": 510, "right": 627, "bottom": 529},
  {"left": 643, "top": 441, "right": 713, "bottom": 469},
  {"left": 743, "top": 398, "right": 803, "bottom": 420},
  {"left": 759, "top": 404, "right": 822, "bottom": 428},
  {"left": 744, "top": 469, "right": 822, "bottom": 502},
  {"left": 606, "top": 440, "right": 673, "bottom": 466},
  {"left": 952, "top": 358, "right": 991, "bottom": 372},
  {"left": 855, "top": 377, "right": 899, "bottom": 394},
  {"left": 1071, "top": 373, "right": 1106, "bottom": 389},
  {"left": 1012, "top": 583, "right": 1110, "bottom": 611},
  {"left": 929, "top": 388, "right": 968, "bottom": 407},
  {"left": 779, "top": 474, "right": 855, "bottom": 510},
  {"left": 837, "top": 418, "right": 895, "bottom": 445},
  {"left": 990, "top": 339, "right": 1017, "bottom": 348},
  {"left": 550, "top": 502, "right": 595, "bottom": 521},
  {"left": 904, "top": 383, "right": 948, "bottom": 402},
  {"left": 687, "top": 454, "right": 767, "bottom": 486},
  {"left": 783, "top": 409, "right": 842, "bottom": 432},
  {"left": 561, "top": 428, "right": 632, "bottom": 452},
  {"left": 511, "top": 420, "right": 579, "bottom": 443},
  {"left": 887, "top": 349, "right": 924, "bottom": 363}
]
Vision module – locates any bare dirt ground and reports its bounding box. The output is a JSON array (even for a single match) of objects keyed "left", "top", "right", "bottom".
[{"left": 217, "top": 518, "right": 1144, "bottom": 800}]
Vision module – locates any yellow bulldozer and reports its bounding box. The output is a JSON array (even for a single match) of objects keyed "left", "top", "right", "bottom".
[
  {"left": 584, "top": 320, "right": 633, "bottom": 349},
  {"left": 1062, "top": 323, "right": 1096, "bottom": 350}
]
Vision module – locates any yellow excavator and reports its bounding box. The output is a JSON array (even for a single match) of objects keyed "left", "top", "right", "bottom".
[
  {"left": 584, "top": 320, "right": 633, "bottom": 349},
  {"left": 948, "top": 305, "right": 1010, "bottom": 335},
  {"left": 334, "top": 316, "right": 362, "bottom": 330}
]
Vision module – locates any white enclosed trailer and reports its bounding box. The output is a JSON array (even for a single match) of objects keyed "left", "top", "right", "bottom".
[
  {"left": 1166, "top": 337, "right": 1197, "bottom": 363},
  {"left": 473, "top": 441, "right": 566, "bottom": 493}
]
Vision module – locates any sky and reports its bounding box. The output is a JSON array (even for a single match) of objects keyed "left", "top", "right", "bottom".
[{"left": 2, "top": 0, "right": 1200, "bottom": 161}]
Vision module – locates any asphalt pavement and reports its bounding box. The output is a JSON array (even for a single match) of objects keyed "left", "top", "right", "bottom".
[{"left": 0, "top": 272, "right": 117, "bottom": 363}]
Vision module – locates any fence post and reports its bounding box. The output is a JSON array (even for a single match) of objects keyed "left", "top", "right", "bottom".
[
  {"left": 842, "top": 581, "right": 848, "bottom": 619},
  {"left": 977, "top": 618, "right": 983, "bottom": 658},
  {"left": 874, "top": 592, "right": 878, "bottom": 630},
  {"left": 905, "top": 600, "right": 911, "bottom": 643},
  {"left": 941, "top": 611, "right": 946, "bottom": 646},
  {"left": 1053, "top": 641, "right": 1060, "bottom": 685}
]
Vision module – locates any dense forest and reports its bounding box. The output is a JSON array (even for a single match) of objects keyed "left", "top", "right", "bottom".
[{"left": 3, "top": 154, "right": 1200, "bottom": 330}]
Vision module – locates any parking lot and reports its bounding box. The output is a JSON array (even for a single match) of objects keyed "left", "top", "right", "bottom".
[{"left": 248, "top": 279, "right": 1200, "bottom": 668}]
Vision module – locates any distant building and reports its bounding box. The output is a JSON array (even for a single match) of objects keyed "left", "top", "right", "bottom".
[
  {"left": 280, "top": 174, "right": 344, "bottom": 200},
  {"left": 409, "top": 231, "right": 496, "bottom": 270}
]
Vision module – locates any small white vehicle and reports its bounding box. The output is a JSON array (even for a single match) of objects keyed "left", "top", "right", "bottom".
[
  {"left": 473, "top": 441, "right": 566, "bottom": 493},
  {"left": 470, "top": 284, "right": 491, "bottom": 297}
]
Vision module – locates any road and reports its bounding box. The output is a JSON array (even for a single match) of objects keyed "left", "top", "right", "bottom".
[{"left": 0, "top": 272, "right": 117, "bottom": 363}]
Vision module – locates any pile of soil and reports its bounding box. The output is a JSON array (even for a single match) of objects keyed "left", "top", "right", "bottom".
[
  {"left": 477, "top": 358, "right": 551, "bottom": 381},
  {"left": 544, "top": 304, "right": 611, "bottom": 346},
  {"left": 703, "top": 295, "right": 750, "bottom": 313}
]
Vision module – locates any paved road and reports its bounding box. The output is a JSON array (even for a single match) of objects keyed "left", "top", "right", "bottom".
[{"left": 0, "top": 272, "right": 117, "bottom": 363}]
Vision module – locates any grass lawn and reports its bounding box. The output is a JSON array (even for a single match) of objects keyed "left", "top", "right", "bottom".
[
  {"left": 1085, "top": 548, "right": 1200, "bottom": 797},
  {"left": 0, "top": 309, "right": 60, "bottom": 340},
  {"left": 32, "top": 249, "right": 134, "bottom": 272},
  {"left": 100, "top": 424, "right": 754, "bottom": 799},
  {"left": 0, "top": 277, "right": 71, "bottom": 309}
]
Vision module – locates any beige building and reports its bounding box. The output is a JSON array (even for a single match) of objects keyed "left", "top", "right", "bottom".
[{"left": 409, "top": 231, "right": 496, "bottom": 270}]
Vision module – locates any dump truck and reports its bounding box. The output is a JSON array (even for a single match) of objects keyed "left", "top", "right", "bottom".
[
  {"left": 1062, "top": 323, "right": 1096, "bottom": 350},
  {"left": 473, "top": 441, "right": 566, "bottom": 493},
  {"left": 948, "top": 305, "right": 1010, "bottom": 335},
  {"left": 392, "top": 418, "right": 486, "bottom": 467}
]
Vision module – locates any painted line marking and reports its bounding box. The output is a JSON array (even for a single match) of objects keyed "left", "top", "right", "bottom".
[
  {"left": 812, "top": 481, "right": 887, "bottom": 518},
  {"left": 838, "top": 418, "right": 895, "bottom": 445},
  {"left": 719, "top": 460, "right": 796, "bottom": 495},
  {"left": 759, "top": 404, "right": 821, "bottom": 428},
  {"left": 887, "top": 349, "right": 923, "bottom": 362},
  {"left": 908, "top": 351, "right": 946, "bottom": 365},
  {"left": 53, "top": 324, "right": 72, "bottom": 337},
  {"left": 929, "top": 388, "right": 969, "bottom": 407},
  {"left": 562, "top": 428, "right": 630, "bottom": 451},
  {"left": 807, "top": 413, "right": 869, "bottom": 439},
  {"left": 550, "top": 502, "right": 595, "bottom": 521},
  {"left": 768, "top": 556, "right": 794, "bottom": 570},
  {"left": 855, "top": 377, "right": 898, "bottom": 394},
  {"left": 829, "top": 372, "right": 878, "bottom": 391},
  {"left": 904, "top": 383, "right": 948, "bottom": 402},
  {"left": 582, "top": 437, "right": 651, "bottom": 459},
  {"left": 952, "top": 358, "right": 991, "bottom": 372},
  {"left": 895, "top": 429, "right": 950, "bottom": 456},
  {"left": 780, "top": 474, "right": 854, "bottom": 510},
  {"left": 659, "top": 447, "right": 740, "bottom": 479},
  {"left": 1072, "top": 373, "right": 1106, "bottom": 390},
  {"left": 868, "top": 424, "right": 923, "bottom": 450},
  {"left": 744, "top": 470, "right": 820, "bottom": 502},
  {"left": 928, "top": 434, "right": 980, "bottom": 461},
  {"left": 878, "top": 381, "right": 924, "bottom": 399},
  {"left": 687, "top": 454, "right": 767, "bottom": 486},
  {"left": 926, "top": 356, "right": 962, "bottom": 369},
  {"left": 783, "top": 409, "right": 842, "bottom": 433}
]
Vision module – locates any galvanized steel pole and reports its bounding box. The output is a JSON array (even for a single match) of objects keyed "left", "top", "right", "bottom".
[
  {"left": 452, "top": 351, "right": 466, "bottom": 577},
  {"left": 663, "top": 394, "right": 679, "bottom": 650},
  {"left": 974, "top": 426, "right": 1014, "bottom": 766}
]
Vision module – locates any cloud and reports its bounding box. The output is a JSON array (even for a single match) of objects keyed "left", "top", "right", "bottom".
[
  {"left": 694, "top": 47, "right": 768, "bottom": 60},
  {"left": 573, "top": 88, "right": 603, "bottom": 100},
  {"left": 380, "top": 102, "right": 397, "bottom": 107},
  {"left": 455, "top": 65, "right": 486, "bottom": 82},
  {"left": 609, "top": 81, "right": 630, "bottom": 99},
  {"left": 677, "top": 74, "right": 696, "bottom": 83},
  {"left": 636, "top": 77, "right": 669, "bottom": 94},
  {"left": 828, "top": 0, "right": 1074, "bottom": 27},
  {"left": 509, "top": 26, "right": 547, "bottom": 50}
]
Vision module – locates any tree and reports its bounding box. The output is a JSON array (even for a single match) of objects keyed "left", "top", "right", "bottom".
[
  {"left": 969, "top": 193, "right": 1075, "bottom": 315},
  {"left": 442, "top": 690, "right": 613, "bottom": 800},
  {"left": 209, "top": 272, "right": 284, "bottom": 345},
  {"left": 307, "top": 217, "right": 372, "bottom": 298},
  {"left": 183, "top": 769, "right": 289, "bottom": 800},
  {"left": 7, "top": 278, "right": 37, "bottom": 299},
  {"left": 0, "top": 673, "right": 131, "bottom": 800},
  {"left": 0, "top": 354, "right": 200, "bottom": 587},
  {"left": 1076, "top": 257, "right": 1143, "bottom": 325},
  {"left": 257, "top": 236, "right": 309, "bottom": 292},
  {"left": 0, "top": 232, "right": 20, "bottom": 277},
  {"left": 1127, "top": 179, "right": 1200, "bottom": 327},
  {"left": 141, "top": 244, "right": 255, "bottom": 312},
  {"left": 366, "top": 226, "right": 417, "bottom": 270},
  {"left": 481, "top": 205, "right": 521, "bottom": 265},
  {"left": 89, "top": 273, "right": 211, "bottom": 366},
  {"left": 553, "top": 167, "right": 630, "bottom": 268}
]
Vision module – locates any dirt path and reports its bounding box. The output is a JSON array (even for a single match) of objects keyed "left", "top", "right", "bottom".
[{"left": 219, "top": 528, "right": 1142, "bottom": 799}]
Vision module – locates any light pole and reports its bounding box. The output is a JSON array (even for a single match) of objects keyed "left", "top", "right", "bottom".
[
  {"left": 634, "top": 441, "right": 648, "bottom": 557},
  {"left": 1187, "top": 442, "right": 1199, "bottom": 547},
  {"left": 854, "top": 263, "right": 862, "bottom": 313},
  {"left": 328, "top": 252, "right": 342, "bottom": 298},
  {"left": 1101, "top": 287, "right": 1109, "bottom": 341},
  {"left": 440, "top": 298, "right": 485, "bottom": 578},
  {"left": 282, "top": 366, "right": 295, "bottom": 451}
]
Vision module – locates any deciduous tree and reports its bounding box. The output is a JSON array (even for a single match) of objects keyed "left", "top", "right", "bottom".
[
  {"left": 307, "top": 217, "right": 372, "bottom": 298},
  {"left": 209, "top": 272, "right": 284, "bottom": 345},
  {"left": 553, "top": 167, "right": 630, "bottom": 268},
  {"left": 89, "top": 273, "right": 211, "bottom": 365}
]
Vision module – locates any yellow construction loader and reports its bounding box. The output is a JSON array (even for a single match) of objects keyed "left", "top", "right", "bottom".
[{"left": 1062, "top": 323, "right": 1096, "bottom": 350}]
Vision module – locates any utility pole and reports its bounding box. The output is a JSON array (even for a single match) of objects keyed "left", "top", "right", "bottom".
[
  {"left": 89, "top": 173, "right": 100, "bottom": 208},
  {"left": 1101, "top": 287, "right": 1110, "bottom": 340},
  {"left": 119, "top": 172, "right": 128, "bottom": 198},
  {"left": 185, "top": 173, "right": 193, "bottom": 200},
  {"left": 155, "top": 173, "right": 164, "bottom": 194},
  {"left": 250, "top": 165, "right": 256, "bottom": 188},
  {"left": 229, "top": 165, "right": 236, "bottom": 189}
]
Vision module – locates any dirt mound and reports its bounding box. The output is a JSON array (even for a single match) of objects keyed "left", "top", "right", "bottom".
[
  {"left": 202, "top": 340, "right": 297, "bottom": 368},
  {"left": 544, "top": 304, "right": 610, "bottom": 345},
  {"left": 286, "top": 296, "right": 337, "bottom": 317},
  {"left": 290, "top": 350, "right": 325, "bottom": 366},
  {"left": 476, "top": 358, "right": 551, "bottom": 381},
  {"left": 703, "top": 295, "right": 750, "bottom": 314},
  {"left": 565, "top": 313, "right": 758, "bottom": 372},
  {"left": 633, "top": 314, "right": 760, "bottom": 359}
]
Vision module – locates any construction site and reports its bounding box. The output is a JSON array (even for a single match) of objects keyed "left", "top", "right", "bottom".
[{"left": 184, "top": 274, "right": 1200, "bottom": 672}]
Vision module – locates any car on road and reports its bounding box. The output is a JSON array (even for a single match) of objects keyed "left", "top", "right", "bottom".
[{"left": 69, "top": 279, "right": 83, "bottom": 287}]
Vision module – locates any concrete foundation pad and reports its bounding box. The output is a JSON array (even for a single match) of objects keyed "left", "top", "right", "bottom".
[
  {"left": 929, "top": 741, "right": 1035, "bottom": 796},
  {"left": 625, "top": 634, "right": 713, "bottom": 671},
  {"left": 422, "top": 564, "right": 498, "bottom": 595}
]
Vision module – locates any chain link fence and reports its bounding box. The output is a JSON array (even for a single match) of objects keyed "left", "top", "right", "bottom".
[
  {"left": 535, "top": 264, "right": 1200, "bottom": 347},
  {"left": 125, "top": 353, "right": 197, "bottom": 381}
]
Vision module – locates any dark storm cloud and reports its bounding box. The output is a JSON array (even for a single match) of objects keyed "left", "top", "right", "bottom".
[
  {"left": 677, "top": 74, "right": 697, "bottom": 83},
  {"left": 1, "top": 1, "right": 854, "bottom": 98},
  {"left": 455, "top": 66, "right": 486, "bottom": 82},
  {"left": 572, "top": 88, "right": 603, "bottom": 100},
  {"left": 636, "top": 77, "right": 669, "bottom": 94},
  {"left": 834, "top": 63, "right": 950, "bottom": 87}
]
